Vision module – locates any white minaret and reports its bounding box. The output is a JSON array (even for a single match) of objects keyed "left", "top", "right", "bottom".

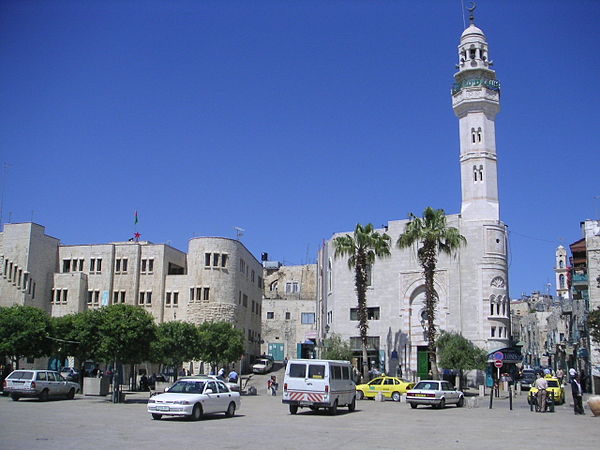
[
  {"left": 452, "top": 9, "right": 501, "bottom": 221},
  {"left": 555, "top": 245, "right": 570, "bottom": 300}
]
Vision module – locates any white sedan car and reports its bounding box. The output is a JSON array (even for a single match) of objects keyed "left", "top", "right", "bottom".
[
  {"left": 406, "top": 380, "right": 464, "bottom": 409},
  {"left": 147, "top": 377, "right": 240, "bottom": 420},
  {"left": 252, "top": 358, "right": 273, "bottom": 374}
]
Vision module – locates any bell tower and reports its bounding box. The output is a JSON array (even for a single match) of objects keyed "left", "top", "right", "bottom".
[{"left": 452, "top": 8, "right": 501, "bottom": 221}]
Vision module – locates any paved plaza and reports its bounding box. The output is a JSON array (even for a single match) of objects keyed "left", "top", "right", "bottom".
[{"left": 1, "top": 385, "right": 599, "bottom": 450}]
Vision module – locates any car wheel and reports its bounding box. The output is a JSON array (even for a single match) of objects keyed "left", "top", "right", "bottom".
[
  {"left": 392, "top": 392, "right": 401, "bottom": 402},
  {"left": 348, "top": 397, "right": 356, "bottom": 412},
  {"left": 328, "top": 400, "right": 338, "bottom": 416},
  {"left": 67, "top": 388, "right": 76, "bottom": 400},
  {"left": 438, "top": 398, "right": 446, "bottom": 409},
  {"left": 39, "top": 389, "right": 49, "bottom": 402},
  {"left": 410, "top": 403, "right": 417, "bottom": 409},
  {"left": 356, "top": 390, "right": 364, "bottom": 400},
  {"left": 289, "top": 404, "right": 298, "bottom": 415},
  {"left": 457, "top": 396, "right": 464, "bottom": 408},
  {"left": 10, "top": 394, "right": 20, "bottom": 401},
  {"left": 225, "top": 402, "right": 236, "bottom": 418},
  {"left": 151, "top": 413, "right": 162, "bottom": 420},
  {"left": 190, "top": 404, "right": 203, "bottom": 421}
]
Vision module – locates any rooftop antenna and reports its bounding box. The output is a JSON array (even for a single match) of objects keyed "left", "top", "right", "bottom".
[
  {"left": 467, "top": 1, "right": 476, "bottom": 24},
  {"left": 234, "top": 227, "right": 245, "bottom": 240}
]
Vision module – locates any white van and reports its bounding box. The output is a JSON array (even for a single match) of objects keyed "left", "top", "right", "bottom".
[{"left": 282, "top": 359, "right": 356, "bottom": 415}]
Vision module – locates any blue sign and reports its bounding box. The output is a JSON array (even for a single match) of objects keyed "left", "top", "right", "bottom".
[{"left": 492, "top": 351, "right": 504, "bottom": 361}]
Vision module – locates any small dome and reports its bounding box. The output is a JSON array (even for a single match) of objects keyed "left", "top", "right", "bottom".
[{"left": 461, "top": 24, "right": 485, "bottom": 41}]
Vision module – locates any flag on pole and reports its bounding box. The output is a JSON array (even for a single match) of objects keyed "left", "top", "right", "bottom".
[{"left": 134, "top": 211, "right": 139, "bottom": 224}]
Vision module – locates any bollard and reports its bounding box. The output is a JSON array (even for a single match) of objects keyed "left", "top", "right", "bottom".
[
  {"left": 509, "top": 385, "right": 512, "bottom": 410},
  {"left": 489, "top": 388, "right": 493, "bottom": 409},
  {"left": 479, "top": 385, "right": 486, "bottom": 397}
]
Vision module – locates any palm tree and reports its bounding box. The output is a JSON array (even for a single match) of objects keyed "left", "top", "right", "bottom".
[
  {"left": 396, "top": 207, "right": 466, "bottom": 379},
  {"left": 333, "top": 223, "right": 391, "bottom": 379}
]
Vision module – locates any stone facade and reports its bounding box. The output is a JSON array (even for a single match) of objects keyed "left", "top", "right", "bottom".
[
  {"left": 261, "top": 263, "right": 317, "bottom": 360},
  {"left": 317, "top": 20, "right": 510, "bottom": 379},
  {"left": 0, "top": 223, "right": 263, "bottom": 371}
]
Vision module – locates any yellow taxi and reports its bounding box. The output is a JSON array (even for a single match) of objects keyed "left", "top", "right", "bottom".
[
  {"left": 356, "top": 376, "right": 415, "bottom": 402},
  {"left": 528, "top": 376, "right": 565, "bottom": 405}
]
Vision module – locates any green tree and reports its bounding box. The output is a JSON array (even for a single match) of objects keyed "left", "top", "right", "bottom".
[
  {"left": 321, "top": 334, "right": 353, "bottom": 362},
  {"left": 397, "top": 207, "right": 466, "bottom": 379},
  {"left": 197, "top": 321, "right": 244, "bottom": 371},
  {"left": 333, "top": 223, "right": 391, "bottom": 379},
  {"left": 96, "top": 304, "right": 157, "bottom": 402},
  {"left": 437, "top": 331, "right": 487, "bottom": 389},
  {"left": 152, "top": 321, "right": 201, "bottom": 379},
  {"left": 50, "top": 309, "right": 104, "bottom": 383},
  {"left": 588, "top": 306, "right": 600, "bottom": 347},
  {"left": 0, "top": 305, "right": 53, "bottom": 368}
]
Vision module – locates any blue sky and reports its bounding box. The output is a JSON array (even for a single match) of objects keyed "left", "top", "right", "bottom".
[{"left": 1, "top": 0, "right": 599, "bottom": 299}]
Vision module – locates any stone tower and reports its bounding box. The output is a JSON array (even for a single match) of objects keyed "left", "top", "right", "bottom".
[
  {"left": 555, "top": 245, "right": 570, "bottom": 300},
  {"left": 452, "top": 14, "right": 501, "bottom": 221}
]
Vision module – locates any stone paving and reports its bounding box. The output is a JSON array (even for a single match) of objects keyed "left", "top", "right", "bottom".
[{"left": 0, "top": 384, "right": 598, "bottom": 449}]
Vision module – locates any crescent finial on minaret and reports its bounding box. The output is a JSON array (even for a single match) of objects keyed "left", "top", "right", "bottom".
[{"left": 467, "top": 1, "right": 476, "bottom": 24}]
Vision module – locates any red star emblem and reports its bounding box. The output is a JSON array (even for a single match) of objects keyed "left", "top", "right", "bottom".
[{"left": 134, "top": 232, "right": 141, "bottom": 241}]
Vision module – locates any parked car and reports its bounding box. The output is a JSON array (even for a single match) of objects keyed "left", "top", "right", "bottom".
[
  {"left": 406, "top": 380, "right": 464, "bottom": 409},
  {"left": 3, "top": 369, "right": 80, "bottom": 401},
  {"left": 252, "top": 358, "right": 274, "bottom": 374},
  {"left": 356, "top": 376, "right": 415, "bottom": 401},
  {"left": 147, "top": 377, "right": 240, "bottom": 420},
  {"left": 528, "top": 376, "right": 565, "bottom": 405},
  {"left": 60, "top": 367, "right": 80, "bottom": 383},
  {"left": 519, "top": 369, "right": 537, "bottom": 390}
]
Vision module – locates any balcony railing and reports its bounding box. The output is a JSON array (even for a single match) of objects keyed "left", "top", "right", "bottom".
[{"left": 572, "top": 273, "right": 588, "bottom": 283}]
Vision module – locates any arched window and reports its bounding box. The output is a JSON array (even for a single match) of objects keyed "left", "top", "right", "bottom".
[
  {"left": 477, "top": 127, "right": 482, "bottom": 142},
  {"left": 473, "top": 165, "right": 478, "bottom": 181},
  {"left": 496, "top": 303, "right": 500, "bottom": 315},
  {"left": 559, "top": 259, "right": 564, "bottom": 268},
  {"left": 269, "top": 281, "right": 278, "bottom": 292},
  {"left": 559, "top": 274, "right": 565, "bottom": 288},
  {"left": 471, "top": 128, "right": 476, "bottom": 144},
  {"left": 502, "top": 300, "right": 506, "bottom": 316},
  {"left": 478, "top": 165, "right": 484, "bottom": 181}
]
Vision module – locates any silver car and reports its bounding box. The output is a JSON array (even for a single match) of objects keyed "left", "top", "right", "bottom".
[
  {"left": 3, "top": 370, "right": 80, "bottom": 401},
  {"left": 406, "top": 380, "right": 464, "bottom": 409}
]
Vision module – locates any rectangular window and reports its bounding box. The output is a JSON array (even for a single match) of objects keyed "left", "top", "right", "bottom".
[
  {"left": 196, "top": 287, "right": 202, "bottom": 301},
  {"left": 285, "top": 312, "right": 291, "bottom": 320},
  {"left": 90, "top": 258, "right": 102, "bottom": 273},
  {"left": 93, "top": 290, "right": 99, "bottom": 305},
  {"left": 203, "top": 287, "right": 210, "bottom": 301},
  {"left": 148, "top": 259, "right": 153, "bottom": 273},
  {"left": 301, "top": 312, "right": 315, "bottom": 324},
  {"left": 122, "top": 258, "right": 128, "bottom": 273},
  {"left": 166, "top": 292, "right": 171, "bottom": 306},
  {"left": 119, "top": 291, "right": 126, "bottom": 304},
  {"left": 332, "top": 366, "right": 342, "bottom": 380},
  {"left": 172, "top": 292, "right": 178, "bottom": 306},
  {"left": 190, "top": 288, "right": 195, "bottom": 301},
  {"left": 251, "top": 270, "right": 255, "bottom": 283},
  {"left": 285, "top": 282, "right": 299, "bottom": 293},
  {"left": 139, "top": 292, "right": 145, "bottom": 305},
  {"left": 90, "top": 259, "right": 96, "bottom": 272},
  {"left": 141, "top": 259, "right": 147, "bottom": 272},
  {"left": 258, "top": 276, "right": 263, "bottom": 289},
  {"left": 238, "top": 291, "right": 242, "bottom": 304},
  {"left": 308, "top": 364, "right": 325, "bottom": 379},
  {"left": 349, "top": 336, "right": 380, "bottom": 351},
  {"left": 78, "top": 259, "right": 84, "bottom": 271},
  {"left": 267, "top": 311, "right": 274, "bottom": 319},
  {"left": 205, "top": 253, "right": 211, "bottom": 267},
  {"left": 63, "top": 260, "right": 71, "bottom": 273},
  {"left": 213, "top": 253, "right": 220, "bottom": 267},
  {"left": 146, "top": 291, "right": 152, "bottom": 306},
  {"left": 243, "top": 294, "right": 248, "bottom": 307},
  {"left": 221, "top": 254, "right": 228, "bottom": 268},
  {"left": 350, "top": 307, "right": 380, "bottom": 321},
  {"left": 289, "top": 363, "right": 306, "bottom": 378},
  {"left": 113, "top": 291, "right": 119, "bottom": 304},
  {"left": 115, "top": 259, "right": 121, "bottom": 273}
]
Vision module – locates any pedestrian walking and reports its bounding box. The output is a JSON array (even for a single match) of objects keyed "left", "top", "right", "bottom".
[
  {"left": 268, "top": 375, "right": 278, "bottom": 396},
  {"left": 570, "top": 372, "right": 585, "bottom": 415},
  {"left": 534, "top": 373, "right": 548, "bottom": 412}
]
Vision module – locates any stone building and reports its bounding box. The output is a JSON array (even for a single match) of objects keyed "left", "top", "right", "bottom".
[
  {"left": 261, "top": 262, "right": 318, "bottom": 361},
  {"left": 0, "top": 222, "right": 263, "bottom": 372},
  {"left": 317, "top": 17, "right": 511, "bottom": 379}
]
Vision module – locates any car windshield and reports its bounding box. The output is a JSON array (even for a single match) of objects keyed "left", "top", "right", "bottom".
[
  {"left": 167, "top": 381, "right": 205, "bottom": 394},
  {"left": 414, "top": 381, "right": 439, "bottom": 390},
  {"left": 547, "top": 380, "right": 559, "bottom": 387},
  {"left": 7, "top": 371, "right": 34, "bottom": 380},
  {"left": 255, "top": 360, "right": 268, "bottom": 365}
]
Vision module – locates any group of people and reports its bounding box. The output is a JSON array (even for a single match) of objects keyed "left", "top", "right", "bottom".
[{"left": 533, "top": 367, "right": 584, "bottom": 415}]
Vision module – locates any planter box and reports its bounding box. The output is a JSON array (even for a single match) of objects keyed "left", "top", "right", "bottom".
[{"left": 83, "top": 377, "right": 110, "bottom": 396}]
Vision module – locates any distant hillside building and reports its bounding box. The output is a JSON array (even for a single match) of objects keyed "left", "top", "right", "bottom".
[
  {"left": 0, "top": 222, "right": 263, "bottom": 372},
  {"left": 261, "top": 261, "right": 318, "bottom": 361}
]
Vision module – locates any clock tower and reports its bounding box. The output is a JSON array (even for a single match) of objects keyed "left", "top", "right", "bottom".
[{"left": 452, "top": 12, "right": 501, "bottom": 221}]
